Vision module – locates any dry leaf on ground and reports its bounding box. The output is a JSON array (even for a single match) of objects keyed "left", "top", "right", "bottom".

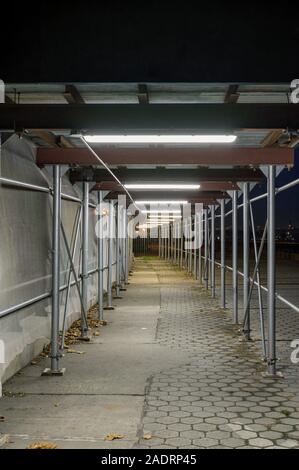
[
  {"left": 143, "top": 433, "right": 152, "bottom": 440},
  {"left": 26, "top": 441, "right": 58, "bottom": 449},
  {"left": 0, "top": 434, "right": 10, "bottom": 446},
  {"left": 105, "top": 433, "right": 124, "bottom": 441},
  {"left": 67, "top": 349, "right": 85, "bottom": 354}
]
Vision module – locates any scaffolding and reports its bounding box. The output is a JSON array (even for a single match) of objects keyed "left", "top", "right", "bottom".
[
  {"left": 0, "top": 82, "right": 298, "bottom": 380},
  {"left": 158, "top": 169, "right": 299, "bottom": 377}
]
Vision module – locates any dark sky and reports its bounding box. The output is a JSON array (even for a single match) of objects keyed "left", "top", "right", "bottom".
[{"left": 2, "top": 1, "right": 299, "bottom": 83}]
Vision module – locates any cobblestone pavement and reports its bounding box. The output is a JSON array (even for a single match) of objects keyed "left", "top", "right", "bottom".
[{"left": 137, "top": 258, "right": 299, "bottom": 449}]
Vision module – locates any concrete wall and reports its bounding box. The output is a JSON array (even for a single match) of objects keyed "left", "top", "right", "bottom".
[{"left": 0, "top": 135, "right": 116, "bottom": 394}]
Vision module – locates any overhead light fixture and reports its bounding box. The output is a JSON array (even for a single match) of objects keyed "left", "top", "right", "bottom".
[
  {"left": 148, "top": 215, "right": 182, "bottom": 219},
  {"left": 84, "top": 135, "right": 237, "bottom": 144},
  {"left": 135, "top": 200, "right": 188, "bottom": 205},
  {"left": 141, "top": 210, "right": 182, "bottom": 214},
  {"left": 125, "top": 184, "right": 200, "bottom": 190}
]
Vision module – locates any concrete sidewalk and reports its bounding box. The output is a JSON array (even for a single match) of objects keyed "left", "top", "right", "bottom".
[
  {"left": 0, "top": 258, "right": 189, "bottom": 449},
  {"left": 1, "top": 257, "right": 299, "bottom": 449}
]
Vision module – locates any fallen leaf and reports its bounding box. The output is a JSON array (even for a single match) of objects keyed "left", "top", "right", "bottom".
[
  {"left": 26, "top": 441, "right": 58, "bottom": 449},
  {"left": 105, "top": 433, "right": 124, "bottom": 441},
  {"left": 0, "top": 434, "right": 10, "bottom": 446},
  {"left": 143, "top": 433, "right": 152, "bottom": 440},
  {"left": 31, "top": 360, "right": 37, "bottom": 365},
  {"left": 94, "top": 331, "right": 100, "bottom": 336},
  {"left": 67, "top": 349, "right": 85, "bottom": 354}
]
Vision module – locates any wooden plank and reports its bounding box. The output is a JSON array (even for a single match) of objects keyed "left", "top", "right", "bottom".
[
  {"left": 224, "top": 84, "right": 239, "bottom": 104},
  {"left": 138, "top": 84, "right": 149, "bottom": 104},
  {"left": 64, "top": 84, "right": 85, "bottom": 104},
  {"left": 261, "top": 129, "right": 284, "bottom": 147}
]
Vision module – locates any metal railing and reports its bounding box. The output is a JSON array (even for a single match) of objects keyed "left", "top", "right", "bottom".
[{"left": 158, "top": 167, "right": 299, "bottom": 376}]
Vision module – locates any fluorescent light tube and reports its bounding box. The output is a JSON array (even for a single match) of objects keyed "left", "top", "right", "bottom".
[
  {"left": 84, "top": 135, "right": 237, "bottom": 144},
  {"left": 135, "top": 200, "right": 188, "bottom": 205},
  {"left": 141, "top": 210, "right": 182, "bottom": 214},
  {"left": 125, "top": 184, "right": 200, "bottom": 190}
]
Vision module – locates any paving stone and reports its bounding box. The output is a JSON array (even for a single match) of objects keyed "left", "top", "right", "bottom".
[
  {"left": 156, "top": 416, "right": 180, "bottom": 425},
  {"left": 168, "top": 423, "right": 192, "bottom": 432},
  {"left": 236, "top": 430, "right": 258, "bottom": 440},
  {"left": 220, "top": 438, "right": 246, "bottom": 448},
  {"left": 276, "top": 439, "right": 299, "bottom": 448},
  {"left": 169, "top": 411, "right": 191, "bottom": 418},
  {"left": 205, "top": 417, "right": 228, "bottom": 425},
  {"left": 248, "top": 438, "right": 274, "bottom": 448},
  {"left": 165, "top": 438, "right": 192, "bottom": 448},
  {"left": 136, "top": 259, "right": 299, "bottom": 449},
  {"left": 206, "top": 430, "right": 231, "bottom": 440},
  {"left": 219, "top": 423, "right": 242, "bottom": 432},
  {"left": 243, "top": 424, "right": 267, "bottom": 432},
  {"left": 192, "top": 437, "right": 219, "bottom": 448},
  {"left": 180, "top": 430, "right": 205, "bottom": 439},
  {"left": 146, "top": 410, "right": 168, "bottom": 418},
  {"left": 259, "top": 431, "right": 283, "bottom": 440}
]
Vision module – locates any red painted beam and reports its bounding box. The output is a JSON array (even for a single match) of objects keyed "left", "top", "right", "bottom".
[{"left": 37, "top": 146, "right": 294, "bottom": 166}]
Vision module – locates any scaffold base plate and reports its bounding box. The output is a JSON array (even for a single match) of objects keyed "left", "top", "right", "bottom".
[
  {"left": 77, "top": 336, "right": 91, "bottom": 342},
  {"left": 41, "top": 368, "right": 66, "bottom": 377},
  {"left": 262, "top": 371, "right": 284, "bottom": 379}
]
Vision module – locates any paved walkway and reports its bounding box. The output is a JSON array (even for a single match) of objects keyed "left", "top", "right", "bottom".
[{"left": 1, "top": 257, "right": 299, "bottom": 449}]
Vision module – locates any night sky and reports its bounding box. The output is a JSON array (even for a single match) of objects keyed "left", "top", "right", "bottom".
[
  {"left": 1, "top": 1, "right": 299, "bottom": 226},
  {"left": 2, "top": 1, "right": 299, "bottom": 83}
]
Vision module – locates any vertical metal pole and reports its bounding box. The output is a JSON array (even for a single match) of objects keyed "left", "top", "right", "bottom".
[
  {"left": 97, "top": 191, "right": 104, "bottom": 320},
  {"left": 168, "top": 225, "right": 170, "bottom": 261},
  {"left": 211, "top": 205, "right": 215, "bottom": 298},
  {"left": 184, "top": 219, "right": 188, "bottom": 269},
  {"left": 120, "top": 205, "right": 126, "bottom": 291},
  {"left": 243, "top": 183, "right": 250, "bottom": 339},
  {"left": 232, "top": 191, "right": 238, "bottom": 324},
  {"left": 220, "top": 200, "right": 226, "bottom": 308},
  {"left": 180, "top": 221, "right": 183, "bottom": 268},
  {"left": 159, "top": 226, "right": 161, "bottom": 257},
  {"left": 267, "top": 166, "right": 277, "bottom": 375},
  {"left": 193, "top": 215, "right": 197, "bottom": 278},
  {"left": 204, "top": 209, "right": 209, "bottom": 290},
  {"left": 198, "top": 212, "right": 202, "bottom": 284},
  {"left": 175, "top": 223, "right": 177, "bottom": 264},
  {"left": 125, "top": 210, "right": 129, "bottom": 283},
  {"left": 187, "top": 217, "right": 192, "bottom": 274},
  {"left": 81, "top": 181, "right": 89, "bottom": 337},
  {"left": 47, "top": 165, "right": 63, "bottom": 374},
  {"left": 105, "top": 200, "right": 114, "bottom": 309},
  {"left": 170, "top": 224, "right": 173, "bottom": 262},
  {"left": 114, "top": 201, "right": 122, "bottom": 299},
  {"left": 173, "top": 222, "right": 177, "bottom": 264},
  {"left": 126, "top": 214, "right": 131, "bottom": 278}
]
